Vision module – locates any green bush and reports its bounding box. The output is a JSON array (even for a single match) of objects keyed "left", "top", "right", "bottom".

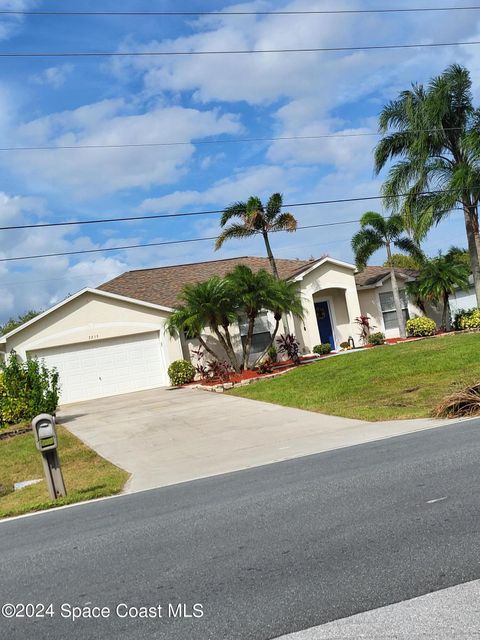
[
  {"left": 455, "top": 308, "right": 480, "bottom": 330},
  {"left": 313, "top": 343, "right": 332, "bottom": 355},
  {"left": 339, "top": 341, "right": 351, "bottom": 350},
  {"left": 267, "top": 345, "right": 278, "bottom": 363},
  {"left": 0, "top": 352, "right": 60, "bottom": 426},
  {"left": 406, "top": 316, "right": 437, "bottom": 337},
  {"left": 368, "top": 332, "right": 385, "bottom": 346},
  {"left": 167, "top": 359, "right": 196, "bottom": 386}
]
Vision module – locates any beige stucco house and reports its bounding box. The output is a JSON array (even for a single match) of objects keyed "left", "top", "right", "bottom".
[{"left": 0, "top": 255, "right": 424, "bottom": 404}]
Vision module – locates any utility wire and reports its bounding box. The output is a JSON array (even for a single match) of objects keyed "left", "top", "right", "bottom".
[
  {"left": 0, "top": 127, "right": 464, "bottom": 152},
  {"left": 2, "top": 6, "right": 480, "bottom": 16},
  {"left": 0, "top": 189, "right": 466, "bottom": 232},
  {"left": 0, "top": 40, "right": 480, "bottom": 57},
  {"left": 0, "top": 210, "right": 464, "bottom": 264}
]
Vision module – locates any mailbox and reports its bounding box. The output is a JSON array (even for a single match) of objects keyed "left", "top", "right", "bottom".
[{"left": 32, "top": 414, "right": 58, "bottom": 452}]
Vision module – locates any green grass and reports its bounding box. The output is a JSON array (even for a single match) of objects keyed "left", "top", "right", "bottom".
[
  {"left": 229, "top": 333, "right": 480, "bottom": 421},
  {"left": 0, "top": 426, "right": 129, "bottom": 518}
]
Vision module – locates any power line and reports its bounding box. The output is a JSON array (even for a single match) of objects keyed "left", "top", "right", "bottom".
[
  {"left": 0, "top": 189, "right": 466, "bottom": 232},
  {"left": 0, "top": 211, "right": 464, "bottom": 264},
  {"left": 2, "top": 6, "right": 480, "bottom": 16},
  {"left": 0, "top": 127, "right": 464, "bottom": 152},
  {"left": 0, "top": 40, "right": 480, "bottom": 58},
  {"left": 0, "top": 221, "right": 360, "bottom": 263}
]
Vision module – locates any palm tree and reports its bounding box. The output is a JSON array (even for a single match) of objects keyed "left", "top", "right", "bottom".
[
  {"left": 226, "top": 266, "right": 279, "bottom": 370},
  {"left": 253, "top": 278, "right": 304, "bottom": 367},
  {"left": 351, "top": 212, "right": 424, "bottom": 338},
  {"left": 166, "top": 276, "right": 240, "bottom": 371},
  {"left": 375, "top": 63, "right": 480, "bottom": 306},
  {"left": 416, "top": 254, "right": 471, "bottom": 330},
  {"left": 215, "top": 193, "right": 297, "bottom": 279}
]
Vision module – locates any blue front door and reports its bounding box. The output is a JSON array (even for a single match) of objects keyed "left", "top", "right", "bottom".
[{"left": 315, "top": 301, "right": 335, "bottom": 349}]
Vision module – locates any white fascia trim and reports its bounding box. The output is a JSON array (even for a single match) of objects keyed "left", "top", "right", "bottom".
[
  {"left": 0, "top": 288, "right": 174, "bottom": 343},
  {"left": 291, "top": 257, "right": 356, "bottom": 282}
]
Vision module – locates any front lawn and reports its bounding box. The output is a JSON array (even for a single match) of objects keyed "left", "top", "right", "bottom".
[
  {"left": 0, "top": 426, "right": 129, "bottom": 518},
  {"left": 229, "top": 333, "right": 480, "bottom": 421}
]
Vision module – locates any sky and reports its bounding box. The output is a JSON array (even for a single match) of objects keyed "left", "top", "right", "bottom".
[{"left": 0, "top": 0, "right": 479, "bottom": 322}]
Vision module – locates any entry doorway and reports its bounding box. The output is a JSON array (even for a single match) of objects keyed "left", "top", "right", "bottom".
[{"left": 314, "top": 300, "right": 335, "bottom": 349}]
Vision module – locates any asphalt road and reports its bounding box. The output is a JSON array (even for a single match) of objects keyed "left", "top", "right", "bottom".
[{"left": 1, "top": 420, "right": 479, "bottom": 640}]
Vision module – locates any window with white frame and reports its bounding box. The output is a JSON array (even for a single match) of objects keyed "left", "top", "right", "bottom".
[
  {"left": 379, "top": 290, "right": 410, "bottom": 330},
  {"left": 238, "top": 311, "right": 272, "bottom": 354}
]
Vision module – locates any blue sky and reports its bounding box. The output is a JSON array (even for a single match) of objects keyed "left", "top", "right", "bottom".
[{"left": 0, "top": 0, "right": 479, "bottom": 322}]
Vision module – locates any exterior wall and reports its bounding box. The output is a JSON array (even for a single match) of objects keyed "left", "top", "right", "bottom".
[
  {"left": 4, "top": 292, "right": 183, "bottom": 365},
  {"left": 449, "top": 285, "right": 477, "bottom": 315},
  {"left": 293, "top": 262, "right": 361, "bottom": 350},
  {"left": 358, "top": 279, "right": 432, "bottom": 338}
]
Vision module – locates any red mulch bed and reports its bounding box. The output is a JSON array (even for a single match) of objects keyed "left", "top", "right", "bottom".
[{"left": 186, "top": 354, "right": 321, "bottom": 387}]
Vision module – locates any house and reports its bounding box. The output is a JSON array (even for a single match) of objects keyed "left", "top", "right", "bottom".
[
  {"left": 449, "top": 275, "right": 477, "bottom": 316},
  {"left": 0, "top": 256, "right": 430, "bottom": 404}
]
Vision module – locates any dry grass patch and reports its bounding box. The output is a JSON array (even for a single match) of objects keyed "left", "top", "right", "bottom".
[{"left": 435, "top": 383, "right": 480, "bottom": 418}]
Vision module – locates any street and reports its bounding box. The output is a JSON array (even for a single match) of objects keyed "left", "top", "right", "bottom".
[{"left": 1, "top": 420, "right": 479, "bottom": 639}]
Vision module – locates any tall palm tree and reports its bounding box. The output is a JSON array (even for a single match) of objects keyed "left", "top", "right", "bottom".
[
  {"left": 416, "top": 254, "right": 470, "bottom": 330},
  {"left": 375, "top": 63, "right": 480, "bottom": 306},
  {"left": 351, "top": 212, "right": 424, "bottom": 338},
  {"left": 215, "top": 193, "right": 297, "bottom": 279},
  {"left": 166, "top": 276, "right": 240, "bottom": 371}
]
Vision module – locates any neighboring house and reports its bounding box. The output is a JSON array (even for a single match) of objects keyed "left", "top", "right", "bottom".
[{"left": 0, "top": 256, "right": 435, "bottom": 405}]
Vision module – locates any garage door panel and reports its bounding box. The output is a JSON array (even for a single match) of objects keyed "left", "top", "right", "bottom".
[{"left": 28, "top": 332, "right": 169, "bottom": 404}]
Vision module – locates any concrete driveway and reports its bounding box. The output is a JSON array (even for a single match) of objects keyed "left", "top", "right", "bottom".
[{"left": 59, "top": 387, "right": 451, "bottom": 493}]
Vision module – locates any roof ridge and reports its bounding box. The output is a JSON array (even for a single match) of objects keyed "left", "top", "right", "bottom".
[{"left": 124, "top": 255, "right": 309, "bottom": 274}]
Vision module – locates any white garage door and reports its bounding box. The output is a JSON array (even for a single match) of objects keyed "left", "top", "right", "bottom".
[{"left": 29, "top": 332, "right": 169, "bottom": 404}]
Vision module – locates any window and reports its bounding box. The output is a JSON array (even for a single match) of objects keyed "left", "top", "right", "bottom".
[
  {"left": 379, "top": 290, "right": 409, "bottom": 331},
  {"left": 238, "top": 311, "right": 272, "bottom": 354}
]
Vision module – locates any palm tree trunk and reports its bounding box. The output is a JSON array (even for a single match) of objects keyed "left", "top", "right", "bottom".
[
  {"left": 212, "top": 327, "right": 240, "bottom": 372},
  {"left": 464, "top": 203, "right": 480, "bottom": 307},
  {"left": 262, "top": 230, "right": 290, "bottom": 334},
  {"left": 253, "top": 317, "right": 280, "bottom": 367},
  {"left": 197, "top": 336, "right": 222, "bottom": 361},
  {"left": 387, "top": 243, "right": 406, "bottom": 339},
  {"left": 242, "top": 317, "right": 255, "bottom": 370},
  {"left": 443, "top": 292, "right": 451, "bottom": 331}
]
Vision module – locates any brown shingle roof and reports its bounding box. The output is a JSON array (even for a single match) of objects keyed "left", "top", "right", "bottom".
[
  {"left": 98, "top": 256, "right": 316, "bottom": 309},
  {"left": 355, "top": 265, "right": 418, "bottom": 287}
]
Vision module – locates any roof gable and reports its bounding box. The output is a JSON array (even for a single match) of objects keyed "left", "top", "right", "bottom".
[{"left": 355, "top": 266, "right": 418, "bottom": 288}]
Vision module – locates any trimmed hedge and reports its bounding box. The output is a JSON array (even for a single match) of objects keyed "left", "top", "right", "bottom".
[
  {"left": 406, "top": 316, "right": 437, "bottom": 337},
  {"left": 167, "top": 360, "right": 195, "bottom": 386},
  {"left": 368, "top": 332, "right": 385, "bottom": 346},
  {"left": 313, "top": 343, "right": 332, "bottom": 355},
  {"left": 455, "top": 308, "right": 480, "bottom": 330}
]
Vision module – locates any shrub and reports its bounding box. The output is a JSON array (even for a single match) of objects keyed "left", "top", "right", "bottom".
[
  {"left": 0, "top": 352, "right": 60, "bottom": 426},
  {"left": 455, "top": 308, "right": 480, "bottom": 330},
  {"left": 406, "top": 316, "right": 437, "bottom": 337},
  {"left": 339, "top": 341, "right": 351, "bottom": 350},
  {"left": 267, "top": 345, "right": 278, "bottom": 363},
  {"left": 435, "top": 382, "right": 480, "bottom": 418},
  {"left": 368, "top": 332, "right": 385, "bottom": 346},
  {"left": 257, "top": 358, "right": 274, "bottom": 375},
  {"left": 167, "top": 360, "right": 195, "bottom": 386},
  {"left": 313, "top": 343, "right": 332, "bottom": 355},
  {"left": 276, "top": 334, "right": 301, "bottom": 365},
  {"left": 206, "top": 359, "right": 233, "bottom": 382}
]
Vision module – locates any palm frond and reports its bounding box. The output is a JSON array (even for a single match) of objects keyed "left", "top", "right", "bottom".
[
  {"left": 270, "top": 212, "right": 297, "bottom": 232},
  {"left": 214, "top": 224, "right": 257, "bottom": 250},
  {"left": 351, "top": 227, "right": 384, "bottom": 268},
  {"left": 265, "top": 192, "right": 283, "bottom": 221},
  {"left": 219, "top": 201, "right": 247, "bottom": 227}
]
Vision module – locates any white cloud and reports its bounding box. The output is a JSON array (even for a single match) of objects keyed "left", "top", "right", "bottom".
[
  {"left": 0, "top": 0, "right": 38, "bottom": 41},
  {"left": 31, "top": 64, "right": 74, "bottom": 89},
  {"left": 8, "top": 99, "right": 243, "bottom": 198}
]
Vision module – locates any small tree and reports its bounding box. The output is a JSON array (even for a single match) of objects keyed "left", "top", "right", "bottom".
[
  {"left": 352, "top": 212, "right": 424, "bottom": 338},
  {"left": 1, "top": 310, "right": 40, "bottom": 336},
  {"left": 416, "top": 254, "right": 470, "bottom": 330}
]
